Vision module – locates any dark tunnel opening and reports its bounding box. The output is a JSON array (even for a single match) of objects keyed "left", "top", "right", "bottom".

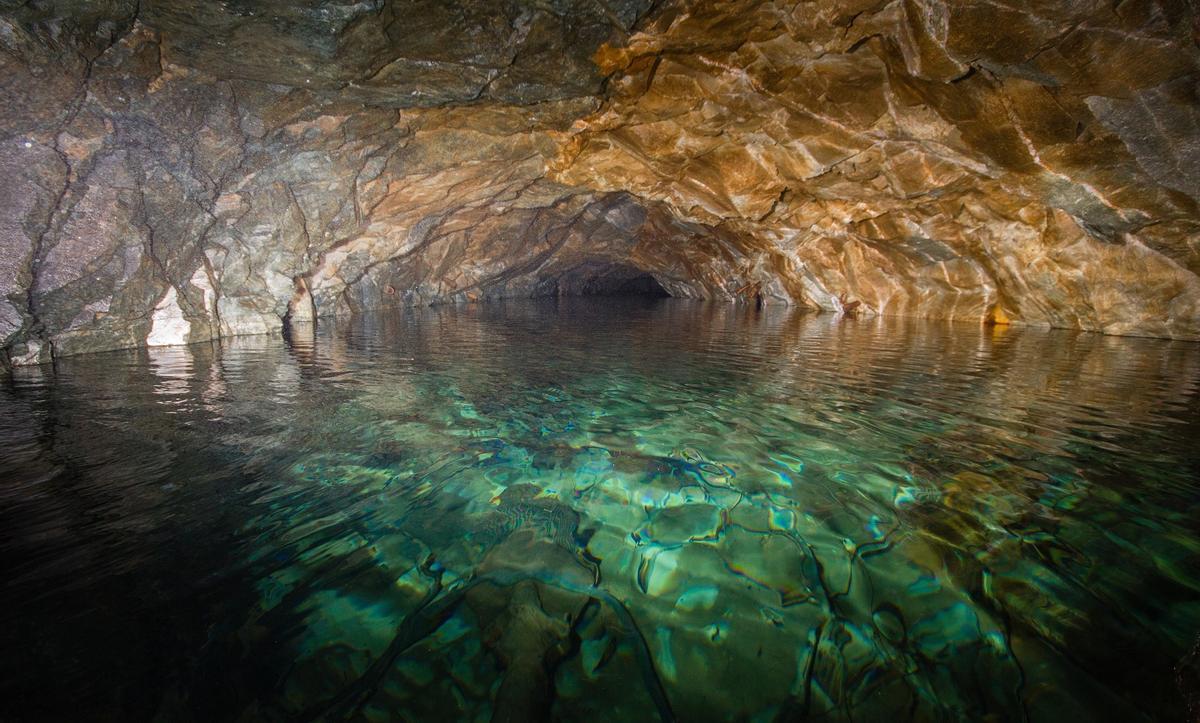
[
  {"left": 578, "top": 273, "right": 670, "bottom": 297},
  {"left": 538, "top": 263, "right": 673, "bottom": 300}
]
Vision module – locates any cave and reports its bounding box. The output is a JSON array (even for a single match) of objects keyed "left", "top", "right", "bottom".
[
  {"left": 1, "top": 1, "right": 1199, "bottom": 721},
  {"left": 547, "top": 266, "right": 671, "bottom": 298}
]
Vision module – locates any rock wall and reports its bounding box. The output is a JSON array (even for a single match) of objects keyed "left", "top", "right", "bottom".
[{"left": 2, "top": 0, "right": 1199, "bottom": 365}]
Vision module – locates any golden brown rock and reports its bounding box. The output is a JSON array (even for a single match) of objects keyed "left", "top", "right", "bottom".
[
  {"left": 1, "top": 0, "right": 1198, "bottom": 365},
  {"left": 551, "top": 0, "right": 1200, "bottom": 336}
]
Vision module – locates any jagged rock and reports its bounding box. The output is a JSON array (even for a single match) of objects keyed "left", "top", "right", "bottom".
[{"left": 2, "top": 0, "right": 1198, "bottom": 366}]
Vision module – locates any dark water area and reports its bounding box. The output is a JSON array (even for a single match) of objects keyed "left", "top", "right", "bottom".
[{"left": 2, "top": 299, "right": 1199, "bottom": 721}]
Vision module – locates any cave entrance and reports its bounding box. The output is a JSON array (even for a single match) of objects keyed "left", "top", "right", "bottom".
[
  {"left": 579, "top": 273, "right": 670, "bottom": 298},
  {"left": 550, "top": 263, "right": 671, "bottom": 299}
]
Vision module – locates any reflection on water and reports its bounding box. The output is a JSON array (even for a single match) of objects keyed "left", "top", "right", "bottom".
[{"left": 1, "top": 299, "right": 1198, "bottom": 721}]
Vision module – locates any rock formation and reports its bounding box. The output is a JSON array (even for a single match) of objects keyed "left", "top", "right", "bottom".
[{"left": 2, "top": 0, "right": 1199, "bottom": 365}]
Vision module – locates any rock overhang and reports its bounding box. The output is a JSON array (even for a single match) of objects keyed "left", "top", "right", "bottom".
[{"left": 2, "top": 0, "right": 1199, "bottom": 366}]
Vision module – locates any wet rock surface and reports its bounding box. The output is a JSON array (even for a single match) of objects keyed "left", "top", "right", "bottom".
[{"left": 2, "top": 0, "right": 1199, "bottom": 364}]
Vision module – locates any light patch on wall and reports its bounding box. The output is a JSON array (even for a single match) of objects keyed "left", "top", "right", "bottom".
[
  {"left": 147, "top": 286, "right": 189, "bottom": 346},
  {"left": 189, "top": 266, "right": 215, "bottom": 314}
]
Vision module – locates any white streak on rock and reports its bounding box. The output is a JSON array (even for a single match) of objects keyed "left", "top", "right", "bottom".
[{"left": 146, "top": 286, "right": 189, "bottom": 346}]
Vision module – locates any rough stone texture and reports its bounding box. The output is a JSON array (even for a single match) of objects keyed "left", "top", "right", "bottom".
[{"left": 1, "top": 0, "right": 1199, "bottom": 365}]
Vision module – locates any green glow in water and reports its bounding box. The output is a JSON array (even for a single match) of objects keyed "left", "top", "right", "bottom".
[{"left": 1, "top": 300, "right": 1197, "bottom": 720}]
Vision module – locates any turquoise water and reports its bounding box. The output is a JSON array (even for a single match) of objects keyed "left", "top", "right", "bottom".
[{"left": 1, "top": 299, "right": 1198, "bottom": 721}]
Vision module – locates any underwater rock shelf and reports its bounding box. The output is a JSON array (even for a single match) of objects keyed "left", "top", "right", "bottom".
[
  {"left": 3, "top": 0, "right": 1200, "bottom": 368},
  {"left": 1, "top": 304, "right": 1198, "bottom": 720}
]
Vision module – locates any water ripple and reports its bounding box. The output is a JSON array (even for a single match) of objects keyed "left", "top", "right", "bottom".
[{"left": 1, "top": 299, "right": 1198, "bottom": 721}]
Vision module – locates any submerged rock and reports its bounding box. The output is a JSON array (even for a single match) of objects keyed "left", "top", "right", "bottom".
[{"left": 469, "top": 580, "right": 575, "bottom": 723}]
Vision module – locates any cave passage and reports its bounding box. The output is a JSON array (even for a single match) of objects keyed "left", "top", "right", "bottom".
[
  {"left": 5, "top": 0, "right": 1200, "bottom": 367},
  {"left": 594, "top": 274, "right": 671, "bottom": 297},
  {"left": 547, "top": 265, "right": 672, "bottom": 298},
  {"left": 2, "top": 1, "right": 1199, "bottom": 722}
]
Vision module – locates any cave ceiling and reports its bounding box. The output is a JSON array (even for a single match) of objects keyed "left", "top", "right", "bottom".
[{"left": 2, "top": 0, "right": 1199, "bottom": 363}]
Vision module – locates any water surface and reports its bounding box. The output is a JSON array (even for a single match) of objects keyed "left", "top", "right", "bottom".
[{"left": 2, "top": 300, "right": 1198, "bottom": 721}]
